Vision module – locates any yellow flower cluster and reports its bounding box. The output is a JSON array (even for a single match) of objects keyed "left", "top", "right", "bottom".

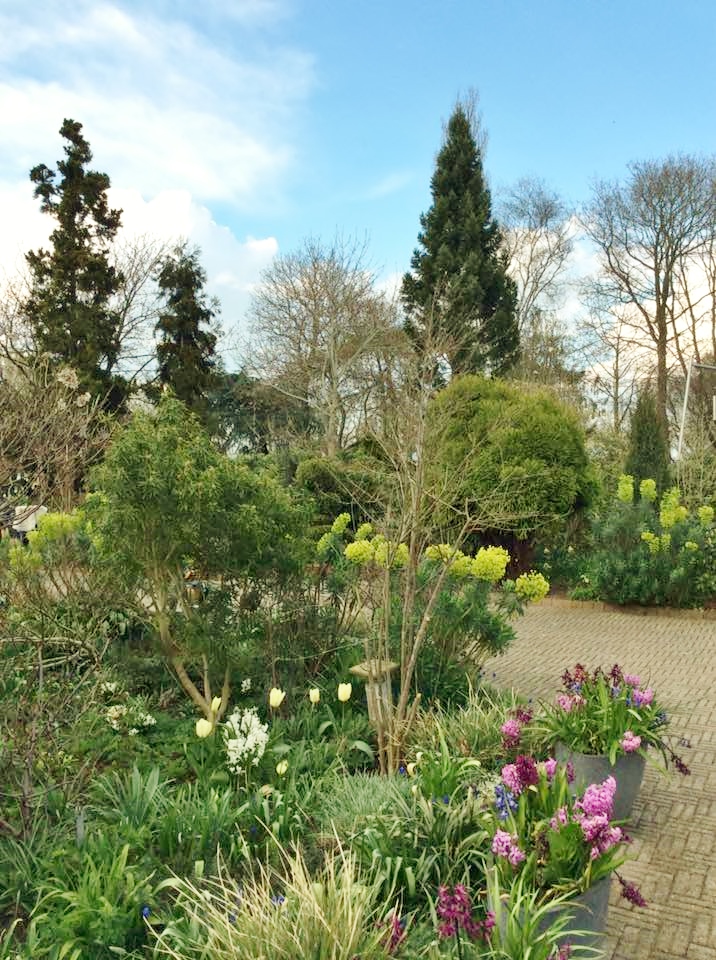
[
  {"left": 659, "top": 488, "right": 688, "bottom": 529},
  {"left": 342, "top": 533, "right": 409, "bottom": 568},
  {"left": 355, "top": 522, "right": 373, "bottom": 541},
  {"left": 471, "top": 546, "right": 510, "bottom": 583},
  {"left": 616, "top": 474, "right": 634, "bottom": 504},
  {"left": 640, "top": 531, "right": 672, "bottom": 554},
  {"left": 684, "top": 540, "right": 699, "bottom": 552},
  {"left": 698, "top": 505, "right": 714, "bottom": 527},
  {"left": 639, "top": 478, "right": 657, "bottom": 503},
  {"left": 316, "top": 532, "right": 333, "bottom": 559},
  {"left": 514, "top": 570, "right": 550, "bottom": 603},
  {"left": 424, "top": 544, "right": 510, "bottom": 583},
  {"left": 331, "top": 512, "right": 352, "bottom": 535},
  {"left": 344, "top": 539, "right": 375, "bottom": 565}
]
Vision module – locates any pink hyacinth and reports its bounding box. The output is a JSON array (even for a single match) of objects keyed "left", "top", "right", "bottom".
[
  {"left": 556, "top": 693, "right": 575, "bottom": 712},
  {"left": 501, "top": 718, "right": 522, "bottom": 747},
  {"left": 624, "top": 673, "right": 641, "bottom": 687},
  {"left": 492, "top": 830, "right": 514, "bottom": 857},
  {"left": 632, "top": 687, "right": 654, "bottom": 707},
  {"left": 544, "top": 757, "right": 558, "bottom": 780},
  {"left": 508, "top": 844, "right": 526, "bottom": 866},
  {"left": 621, "top": 730, "right": 642, "bottom": 753},
  {"left": 501, "top": 763, "right": 522, "bottom": 796},
  {"left": 577, "top": 776, "right": 616, "bottom": 819},
  {"left": 550, "top": 806, "right": 569, "bottom": 830}
]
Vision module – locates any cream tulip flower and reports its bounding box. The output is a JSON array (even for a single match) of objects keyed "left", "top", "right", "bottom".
[
  {"left": 269, "top": 687, "right": 286, "bottom": 709},
  {"left": 337, "top": 682, "right": 352, "bottom": 703},
  {"left": 309, "top": 688, "right": 320, "bottom": 704},
  {"left": 195, "top": 718, "right": 214, "bottom": 738},
  {"left": 276, "top": 760, "right": 289, "bottom": 776},
  {"left": 210, "top": 696, "right": 222, "bottom": 715}
]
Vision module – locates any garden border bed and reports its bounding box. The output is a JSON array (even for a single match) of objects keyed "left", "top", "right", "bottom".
[{"left": 540, "top": 595, "right": 716, "bottom": 621}]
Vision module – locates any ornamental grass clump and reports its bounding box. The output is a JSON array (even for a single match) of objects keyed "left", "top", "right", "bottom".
[
  {"left": 540, "top": 664, "right": 690, "bottom": 773},
  {"left": 486, "top": 757, "right": 644, "bottom": 906}
]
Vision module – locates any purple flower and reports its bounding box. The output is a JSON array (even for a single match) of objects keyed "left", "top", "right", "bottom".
[
  {"left": 549, "top": 944, "right": 573, "bottom": 960},
  {"left": 566, "top": 761, "right": 575, "bottom": 784},
  {"left": 515, "top": 755, "right": 539, "bottom": 789},
  {"left": 385, "top": 912, "right": 406, "bottom": 954},
  {"left": 271, "top": 894, "right": 286, "bottom": 906},
  {"left": 543, "top": 757, "right": 558, "bottom": 780},
  {"left": 501, "top": 718, "right": 522, "bottom": 748},
  {"left": 617, "top": 874, "right": 647, "bottom": 907},
  {"left": 437, "top": 884, "right": 492, "bottom": 942},
  {"left": 621, "top": 730, "right": 642, "bottom": 753},
  {"left": 501, "top": 763, "right": 522, "bottom": 796},
  {"left": 624, "top": 673, "right": 641, "bottom": 687},
  {"left": 141, "top": 905, "right": 151, "bottom": 919},
  {"left": 494, "top": 784, "right": 518, "bottom": 821},
  {"left": 632, "top": 687, "right": 654, "bottom": 707},
  {"left": 492, "top": 829, "right": 514, "bottom": 857},
  {"left": 577, "top": 776, "right": 616, "bottom": 819}
]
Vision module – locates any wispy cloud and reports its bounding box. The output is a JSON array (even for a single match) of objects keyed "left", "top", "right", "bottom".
[
  {"left": 364, "top": 170, "right": 413, "bottom": 200},
  {"left": 0, "top": 0, "right": 312, "bottom": 340}
]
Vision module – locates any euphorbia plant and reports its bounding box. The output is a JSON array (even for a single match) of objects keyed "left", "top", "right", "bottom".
[{"left": 539, "top": 664, "right": 690, "bottom": 773}]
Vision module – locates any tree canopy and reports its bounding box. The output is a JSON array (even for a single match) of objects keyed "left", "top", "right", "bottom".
[{"left": 402, "top": 102, "right": 519, "bottom": 377}]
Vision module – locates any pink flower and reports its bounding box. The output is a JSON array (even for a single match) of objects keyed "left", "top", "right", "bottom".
[
  {"left": 621, "top": 730, "right": 642, "bottom": 753},
  {"left": 632, "top": 687, "right": 654, "bottom": 707},
  {"left": 501, "top": 763, "right": 522, "bottom": 796},
  {"left": 556, "top": 693, "right": 574, "bottom": 712},
  {"left": 577, "top": 776, "right": 616, "bottom": 819},
  {"left": 624, "top": 673, "right": 641, "bottom": 687},
  {"left": 500, "top": 718, "right": 522, "bottom": 747},
  {"left": 492, "top": 830, "right": 514, "bottom": 857},
  {"left": 508, "top": 844, "right": 526, "bottom": 866},
  {"left": 544, "top": 757, "right": 558, "bottom": 780},
  {"left": 550, "top": 806, "right": 569, "bottom": 830}
]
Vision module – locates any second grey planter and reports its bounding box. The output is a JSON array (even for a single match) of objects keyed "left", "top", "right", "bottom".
[{"left": 555, "top": 744, "right": 647, "bottom": 821}]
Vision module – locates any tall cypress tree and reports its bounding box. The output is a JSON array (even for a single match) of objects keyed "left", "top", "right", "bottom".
[
  {"left": 402, "top": 103, "right": 519, "bottom": 376},
  {"left": 24, "top": 119, "right": 125, "bottom": 406},
  {"left": 625, "top": 387, "right": 672, "bottom": 496},
  {"left": 155, "top": 243, "right": 220, "bottom": 420}
]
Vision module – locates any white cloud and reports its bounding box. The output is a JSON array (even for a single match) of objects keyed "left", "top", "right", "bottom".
[{"left": 0, "top": 0, "right": 312, "bottom": 364}]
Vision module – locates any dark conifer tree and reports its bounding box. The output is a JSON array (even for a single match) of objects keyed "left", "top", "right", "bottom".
[
  {"left": 625, "top": 387, "right": 672, "bottom": 496},
  {"left": 24, "top": 119, "right": 125, "bottom": 406},
  {"left": 402, "top": 102, "right": 519, "bottom": 376},
  {"left": 155, "top": 243, "right": 220, "bottom": 420}
]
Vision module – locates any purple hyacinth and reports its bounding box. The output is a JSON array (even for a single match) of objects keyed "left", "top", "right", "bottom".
[{"left": 494, "top": 783, "right": 518, "bottom": 821}]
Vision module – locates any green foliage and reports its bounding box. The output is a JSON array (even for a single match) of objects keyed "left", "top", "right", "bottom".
[
  {"left": 27, "top": 841, "right": 156, "bottom": 959},
  {"left": 154, "top": 847, "right": 394, "bottom": 960},
  {"left": 402, "top": 101, "right": 519, "bottom": 376},
  {"left": 24, "top": 118, "right": 126, "bottom": 408},
  {"left": 155, "top": 243, "right": 220, "bottom": 421},
  {"left": 293, "top": 453, "right": 387, "bottom": 527},
  {"left": 579, "top": 479, "right": 716, "bottom": 607},
  {"left": 625, "top": 388, "right": 671, "bottom": 496},
  {"left": 90, "top": 396, "right": 301, "bottom": 590},
  {"left": 427, "top": 375, "right": 594, "bottom": 539}
]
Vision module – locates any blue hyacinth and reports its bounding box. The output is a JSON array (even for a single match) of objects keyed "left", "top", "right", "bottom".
[{"left": 494, "top": 784, "right": 518, "bottom": 821}]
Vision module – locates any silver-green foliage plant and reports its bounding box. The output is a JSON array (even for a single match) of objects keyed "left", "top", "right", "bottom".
[{"left": 153, "top": 846, "right": 397, "bottom": 960}]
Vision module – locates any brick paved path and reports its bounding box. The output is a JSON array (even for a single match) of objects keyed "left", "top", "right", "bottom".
[{"left": 485, "top": 601, "right": 716, "bottom": 960}]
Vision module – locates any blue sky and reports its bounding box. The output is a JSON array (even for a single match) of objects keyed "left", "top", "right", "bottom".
[{"left": 2, "top": 0, "right": 716, "bottom": 352}]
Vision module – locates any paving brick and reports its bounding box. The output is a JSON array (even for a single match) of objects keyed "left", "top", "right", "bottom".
[{"left": 486, "top": 602, "right": 716, "bottom": 960}]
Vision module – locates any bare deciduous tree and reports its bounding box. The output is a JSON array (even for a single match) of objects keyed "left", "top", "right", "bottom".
[
  {"left": 583, "top": 155, "right": 716, "bottom": 432},
  {"left": 248, "top": 237, "right": 401, "bottom": 456}
]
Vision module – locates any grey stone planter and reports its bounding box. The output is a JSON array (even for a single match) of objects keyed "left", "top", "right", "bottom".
[
  {"left": 555, "top": 743, "right": 647, "bottom": 821},
  {"left": 491, "top": 875, "right": 611, "bottom": 952}
]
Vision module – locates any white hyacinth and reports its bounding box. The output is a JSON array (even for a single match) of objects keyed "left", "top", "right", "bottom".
[{"left": 223, "top": 707, "right": 268, "bottom": 776}]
